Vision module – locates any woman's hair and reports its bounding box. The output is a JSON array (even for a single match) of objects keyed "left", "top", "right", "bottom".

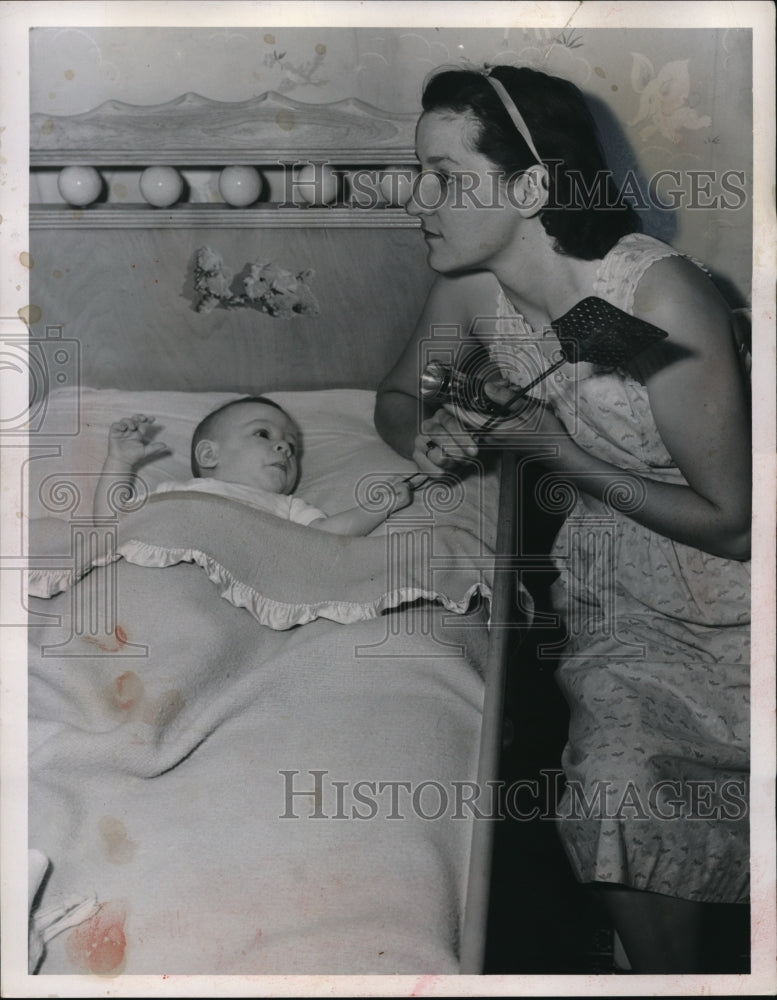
[
  {"left": 421, "top": 65, "right": 640, "bottom": 260},
  {"left": 191, "top": 395, "right": 290, "bottom": 477}
]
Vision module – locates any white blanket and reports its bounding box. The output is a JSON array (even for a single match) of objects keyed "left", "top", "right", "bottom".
[
  {"left": 28, "top": 489, "right": 494, "bottom": 629},
  {"left": 28, "top": 492, "right": 492, "bottom": 974}
]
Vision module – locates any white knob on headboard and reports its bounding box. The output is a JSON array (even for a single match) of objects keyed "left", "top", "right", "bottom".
[
  {"left": 293, "top": 163, "right": 340, "bottom": 206},
  {"left": 57, "top": 165, "right": 103, "bottom": 206},
  {"left": 140, "top": 166, "right": 184, "bottom": 207},
  {"left": 219, "top": 166, "right": 262, "bottom": 207}
]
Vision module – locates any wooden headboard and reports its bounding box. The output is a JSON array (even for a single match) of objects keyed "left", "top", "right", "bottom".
[{"left": 29, "top": 93, "right": 433, "bottom": 392}]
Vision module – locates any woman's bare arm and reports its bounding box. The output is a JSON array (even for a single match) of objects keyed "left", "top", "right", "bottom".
[
  {"left": 629, "top": 255, "right": 751, "bottom": 557},
  {"left": 374, "top": 270, "right": 498, "bottom": 463}
]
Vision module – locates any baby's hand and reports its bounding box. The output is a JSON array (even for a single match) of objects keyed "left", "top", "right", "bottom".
[
  {"left": 106, "top": 414, "right": 168, "bottom": 468},
  {"left": 388, "top": 478, "right": 413, "bottom": 514}
]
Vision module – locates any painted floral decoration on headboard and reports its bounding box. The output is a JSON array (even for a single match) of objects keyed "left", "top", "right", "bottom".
[{"left": 192, "top": 247, "right": 320, "bottom": 318}]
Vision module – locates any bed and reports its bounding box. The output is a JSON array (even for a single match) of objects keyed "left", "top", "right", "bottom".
[{"left": 25, "top": 91, "right": 525, "bottom": 976}]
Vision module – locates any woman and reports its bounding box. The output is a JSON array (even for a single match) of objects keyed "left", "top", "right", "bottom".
[{"left": 375, "top": 65, "right": 751, "bottom": 973}]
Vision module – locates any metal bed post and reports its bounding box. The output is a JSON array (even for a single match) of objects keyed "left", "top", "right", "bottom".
[{"left": 459, "top": 448, "right": 518, "bottom": 973}]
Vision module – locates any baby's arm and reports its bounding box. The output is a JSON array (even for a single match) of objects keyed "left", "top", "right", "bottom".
[
  {"left": 311, "top": 479, "right": 413, "bottom": 536},
  {"left": 93, "top": 415, "right": 168, "bottom": 520}
]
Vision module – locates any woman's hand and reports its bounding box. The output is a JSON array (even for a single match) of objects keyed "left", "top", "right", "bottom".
[
  {"left": 475, "top": 393, "right": 568, "bottom": 447},
  {"left": 412, "top": 404, "right": 480, "bottom": 472},
  {"left": 410, "top": 373, "right": 522, "bottom": 470},
  {"left": 411, "top": 387, "right": 569, "bottom": 473}
]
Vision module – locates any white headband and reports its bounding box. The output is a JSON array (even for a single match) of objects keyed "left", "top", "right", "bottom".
[{"left": 482, "top": 70, "right": 543, "bottom": 166}]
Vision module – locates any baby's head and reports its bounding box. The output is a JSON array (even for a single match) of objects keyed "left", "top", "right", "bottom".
[{"left": 191, "top": 396, "right": 300, "bottom": 495}]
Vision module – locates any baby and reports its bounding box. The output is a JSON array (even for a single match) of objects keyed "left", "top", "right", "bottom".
[{"left": 94, "top": 396, "right": 412, "bottom": 535}]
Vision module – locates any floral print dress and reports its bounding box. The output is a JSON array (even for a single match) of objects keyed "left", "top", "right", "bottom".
[{"left": 490, "top": 233, "right": 750, "bottom": 903}]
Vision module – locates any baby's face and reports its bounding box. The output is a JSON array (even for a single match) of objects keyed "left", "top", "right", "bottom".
[{"left": 209, "top": 401, "right": 300, "bottom": 494}]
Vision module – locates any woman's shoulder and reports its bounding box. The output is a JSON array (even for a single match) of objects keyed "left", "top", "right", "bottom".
[
  {"left": 633, "top": 251, "right": 728, "bottom": 321},
  {"left": 630, "top": 248, "right": 736, "bottom": 360},
  {"left": 596, "top": 233, "right": 710, "bottom": 314}
]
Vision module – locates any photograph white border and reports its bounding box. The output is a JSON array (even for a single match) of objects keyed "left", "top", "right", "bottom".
[{"left": 2, "top": 2, "right": 775, "bottom": 997}]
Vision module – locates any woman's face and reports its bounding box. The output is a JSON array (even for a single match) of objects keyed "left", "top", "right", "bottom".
[{"left": 408, "top": 111, "right": 523, "bottom": 274}]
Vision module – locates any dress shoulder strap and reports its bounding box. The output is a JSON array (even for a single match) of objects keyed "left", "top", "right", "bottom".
[{"left": 593, "top": 233, "right": 684, "bottom": 313}]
